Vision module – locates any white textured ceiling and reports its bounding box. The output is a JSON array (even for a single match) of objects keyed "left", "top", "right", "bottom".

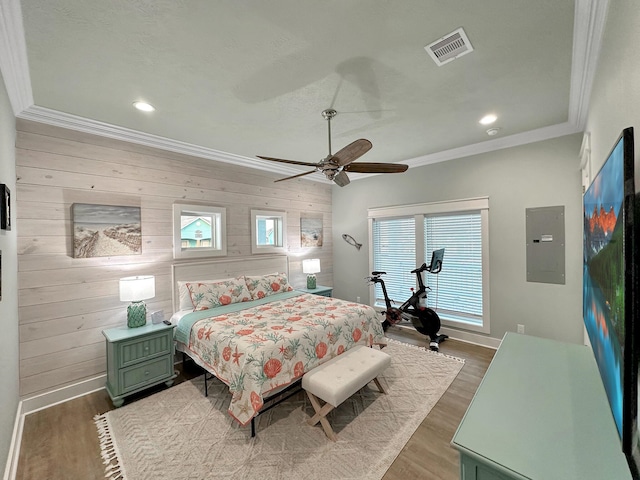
[{"left": 3, "top": 1, "right": 599, "bottom": 182}]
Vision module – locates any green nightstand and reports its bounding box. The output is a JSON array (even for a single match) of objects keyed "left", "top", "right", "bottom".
[
  {"left": 298, "top": 285, "right": 333, "bottom": 297},
  {"left": 103, "top": 322, "right": 177, "bottom": 407}
]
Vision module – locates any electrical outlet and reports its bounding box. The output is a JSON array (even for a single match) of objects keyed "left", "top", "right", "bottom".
[
  {"left": 517, "top": 324, "right": 525, "bottom": 334},
  {"left": 356, "top": 296, "right": 361, "bottom": 303}
]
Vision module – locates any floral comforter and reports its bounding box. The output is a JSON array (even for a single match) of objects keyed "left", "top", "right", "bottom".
[{"left": 177, "top": 291, "right": 386, "bottom": 426}]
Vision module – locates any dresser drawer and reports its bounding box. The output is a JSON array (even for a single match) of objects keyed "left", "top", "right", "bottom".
[
  {"left": 120, "top": 355, "right": 173, "bottom": 394},
  {"left": 119, "top": 331, "right": 172, "bottom": 367}
]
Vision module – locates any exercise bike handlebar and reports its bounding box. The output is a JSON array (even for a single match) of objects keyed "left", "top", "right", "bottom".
[{"left": 410, "top": 263, "right": 428, "bottom": 274}]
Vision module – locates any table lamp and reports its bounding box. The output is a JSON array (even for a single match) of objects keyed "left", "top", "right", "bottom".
[
  {"left": 302, "top": 258, "right": 321, "bottom": 289},
  {"left": 119, "top": 275, "right": 155, "bottom": 328}
]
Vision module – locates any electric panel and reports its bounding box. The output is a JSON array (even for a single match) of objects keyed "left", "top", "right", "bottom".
[{"left": 526, "top": 206, "right": 565, "bottom": 284}]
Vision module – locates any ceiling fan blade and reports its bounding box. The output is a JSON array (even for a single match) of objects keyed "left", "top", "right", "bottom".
[
  {"left": 257, "top": 156, "right": 319, "bottom": 168},
  {"left": 333, "top": 170, "right": 351, "bottom": 187},
  {"left": 344, "top": 162, "right": 409, "bottom": 174},
  {"left": 274, "top": 170, "right": 317, "bottom": 183},
  {"left": 330, "top": 139, "right": 372, "bottom": 167}
]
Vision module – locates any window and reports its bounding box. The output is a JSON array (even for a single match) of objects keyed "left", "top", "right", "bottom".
[
  {"left": 371, "top": 217, "right": 415, "bottom": 304},
  {"left": 368, "top": 197, "right": 490, "bottom": 333},
  {"left": 173, "top": 203, "right": 226, "bottom": 259},
  {"left": 251, "top": 209, "right": 287, "bottom": 254}
]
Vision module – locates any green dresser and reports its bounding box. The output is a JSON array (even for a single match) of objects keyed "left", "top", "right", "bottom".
[
  {"left": 452, "top": 333, "right": 631, "bottom": 479},
  {"left": 298, "top": 285, "right": 333, "bottom": 297},
  {"left": 103, "top": 323, "right": 177, "bottom": 407}
]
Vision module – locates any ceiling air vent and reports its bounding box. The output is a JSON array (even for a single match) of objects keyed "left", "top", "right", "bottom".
[{"left": 425, "top": 27, "right": 474, "bottom": 66}]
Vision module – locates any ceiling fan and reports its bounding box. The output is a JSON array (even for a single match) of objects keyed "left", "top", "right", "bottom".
[{"left": 257, "top": 109, "right": 408, "bottom": 187}]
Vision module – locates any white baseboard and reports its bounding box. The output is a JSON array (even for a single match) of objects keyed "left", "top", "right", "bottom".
[
  {"left": 395, "top": 324, "right": 501, "bottom": 350},
  {"left": 439, "top": 326, "right": 502, "bottom": 349},
  {"left": 3, "top": 375, "right": 107, "bottom": 480},
  {"left": 21, "top": 374, "right": 106, "bottom": 416},
  {"left": 2, "top": 400, "right": 23, "bottom": 480}
]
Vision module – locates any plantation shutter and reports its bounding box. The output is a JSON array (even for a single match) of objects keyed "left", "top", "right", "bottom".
[
  {"left": 372, "top": 217, "right": 415, "bottom": 307},
  {"left": 424, "top": 212, "right": 483, "bottom": 323}
]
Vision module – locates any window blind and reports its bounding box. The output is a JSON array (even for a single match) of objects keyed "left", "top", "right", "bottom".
[
  {"left": 372, "top": 216, "right": 415, "bottom": 306},
  {"left": 424, "top": 213, "right": 483, "bottom": 323}
]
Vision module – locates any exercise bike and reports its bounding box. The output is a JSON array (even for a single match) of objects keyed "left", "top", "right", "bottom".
[{"left": 368, "top": 248, "right": 447, "bottom": 351}]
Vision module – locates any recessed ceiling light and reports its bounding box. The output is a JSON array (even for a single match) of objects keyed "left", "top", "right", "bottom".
[
  {"left": 486, "top": 127, "right": 501, "bottom": 136},
  {"left": 133, "top": 101, "right": 155, "bottom": 112},
  {"left": 479, "top": 114, "right": 497, "bottom": 125}
]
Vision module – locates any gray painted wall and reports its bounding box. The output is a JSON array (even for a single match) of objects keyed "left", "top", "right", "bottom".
[
  {"left": 332, "top": 134, "right": 584, "bottom": 345},
  {"left": 0, "top": 71, "right": 18, "bottom": 475},
  {"left": 586, "top": 0, "right": 640, "bottom": 185}
]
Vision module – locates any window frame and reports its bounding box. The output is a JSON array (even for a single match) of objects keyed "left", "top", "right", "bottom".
[
  {"left": 173, "top": 203, "right": 227, "bottom": 259},
  {"left": 250, "top": 209, "right": 287, "bottom": 254},
  {"left": 368, "top": 197, "right": 490, "bottom": 333}
]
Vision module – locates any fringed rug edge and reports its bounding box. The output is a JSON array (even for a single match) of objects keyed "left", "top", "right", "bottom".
[
  {"left": 94, "top": 412, "right": 127, "bottom": 480},
  {"left": 385, "top": 337, "right": 466, "bottom": 364}
]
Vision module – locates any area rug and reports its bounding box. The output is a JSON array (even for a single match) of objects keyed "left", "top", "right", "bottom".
[{"left": 94, "top": 339, "right": 464, "bottom": 480}]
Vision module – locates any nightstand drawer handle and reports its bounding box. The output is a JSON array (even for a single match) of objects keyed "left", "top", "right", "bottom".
[{"left": 144, "top": 371, "right": 150, "bottom": 376}]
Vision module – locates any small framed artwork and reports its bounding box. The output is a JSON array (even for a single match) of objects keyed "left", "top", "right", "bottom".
[
  {"left": 0, "top": 184, "right": 10, "bottom": 231},
  {"left": 301, "top": 215, "right": 323, "bottom": 247}
]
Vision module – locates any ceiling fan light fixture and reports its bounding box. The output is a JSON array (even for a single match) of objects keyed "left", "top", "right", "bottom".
[{"left": 133, "top": 101, "right": 155, "bottom": 112}]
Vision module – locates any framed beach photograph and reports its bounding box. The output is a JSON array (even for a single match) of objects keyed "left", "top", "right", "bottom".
[
  {"left": 73, "top": 203, "right": 142, "bottom": 258},
  {"left": 301, "top": 215, "right": 323, "bottom": 247},
  {"left": 0, "top": 184, "right": 10, "bottom": 231}
]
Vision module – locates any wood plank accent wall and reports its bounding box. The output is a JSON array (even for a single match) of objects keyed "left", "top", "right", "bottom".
[{"left": 15, "top": 119, "right": 333, "bottom": 398}]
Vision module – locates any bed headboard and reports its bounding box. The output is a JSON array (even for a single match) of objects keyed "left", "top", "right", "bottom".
[{"left": 171, "top": 254, "right": 289, "bottom": 312}]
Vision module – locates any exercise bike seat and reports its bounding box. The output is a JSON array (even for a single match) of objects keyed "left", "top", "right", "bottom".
[{"left": 371, "top": 271, "right": 386, "bottom": 276}]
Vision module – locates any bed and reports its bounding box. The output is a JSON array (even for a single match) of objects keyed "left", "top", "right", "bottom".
[{"left": 171, "top": 255, "right": 387, "bottom": 428}]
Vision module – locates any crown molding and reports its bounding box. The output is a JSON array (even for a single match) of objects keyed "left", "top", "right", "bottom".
[
  {"left": 0, "top": 0, "right": 33, "bottom": 115},
  {"left": 400, "top": 122, "right": 582, "bottom": 169},
  {"left": 569, "top": 0, "right": 610, "bottom": 130},
  {"left": 18, "top": 105, "right": 328, "bottom": 182}
]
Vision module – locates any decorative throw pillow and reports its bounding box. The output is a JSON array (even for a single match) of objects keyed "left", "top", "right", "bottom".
[
  {"left": 178, "top": 279, "right": 232, "bottom": 311},
  {"left": 185, "top": 277, "right": 251, "bottom": 311},
  {"left": 245, "top": 273, "right": 294, "bottom": 300}
]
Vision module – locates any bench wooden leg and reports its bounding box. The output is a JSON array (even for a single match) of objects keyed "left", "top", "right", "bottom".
[
  {"left": 306, "top": 391, "right": 338, "bottom": 441},
  {"left": 373, "top": 377, "right": 387, "bottom": 394}
]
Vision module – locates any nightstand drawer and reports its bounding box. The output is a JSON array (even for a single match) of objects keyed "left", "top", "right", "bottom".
[
  {"left": 119, "top": 331, "right": 171, "bottom": 367},
  {"left": 120, "top": 356, "right": 173, "bottom": 394}
]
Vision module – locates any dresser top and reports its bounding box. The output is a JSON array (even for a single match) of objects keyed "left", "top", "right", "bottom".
[{"left": 452, "top": 332, "right": 631, "bottom": 479}]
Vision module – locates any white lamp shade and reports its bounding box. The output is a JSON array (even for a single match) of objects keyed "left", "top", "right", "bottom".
[
  {"left": 302, "top": 258, "right": 321, "bottom": 274},
  {"left": 119, "top": 275, "right": 155, "bottom": 302}
]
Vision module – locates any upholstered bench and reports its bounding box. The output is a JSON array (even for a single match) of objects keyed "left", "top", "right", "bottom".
[{"left": 302, "top": 344, "right": 391, "bottom": 441}]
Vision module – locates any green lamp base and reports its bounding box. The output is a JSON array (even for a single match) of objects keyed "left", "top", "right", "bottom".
[
  {"left": 306, "top": 274, "right": 317, "bottom": 289},
  {"left": 127, "top": 301, "right": 147, "bottom": 328}
]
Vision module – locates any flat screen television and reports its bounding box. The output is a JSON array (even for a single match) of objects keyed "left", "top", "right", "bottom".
[{"left": 583, "top": 126, "right": 639, "bottom": 478}]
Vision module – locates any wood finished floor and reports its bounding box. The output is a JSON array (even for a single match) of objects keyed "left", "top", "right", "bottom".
[{"left": 15, "top": 327, "right": 495, "bottom": 480}]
